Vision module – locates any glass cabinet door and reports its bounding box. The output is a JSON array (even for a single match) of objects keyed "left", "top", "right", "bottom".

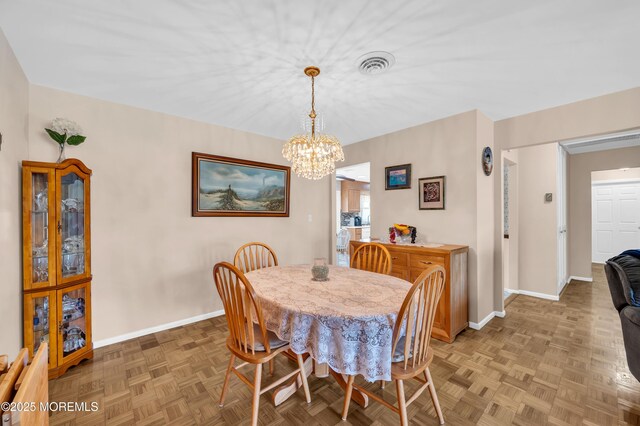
[
  {"left": 24, "top": 291, "right": 57, "bottom": 368},
  {"left": 24, "top": 168, "right": 56, "bottom": 290},
  {"left": 56, "top": 165, "right": 91, "bottom": 284},
  {"left": 57, "top": 282, "right": 91, "bottom": 362}
]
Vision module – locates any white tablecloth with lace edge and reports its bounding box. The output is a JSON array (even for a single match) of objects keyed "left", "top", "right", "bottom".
[{"left": 245, "top": 264, "right": 410, "bottom": 382}]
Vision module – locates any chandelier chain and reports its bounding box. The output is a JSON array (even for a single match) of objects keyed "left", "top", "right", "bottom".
[{"left": 310, "top": 75, "right": 316, "bottom": 138}]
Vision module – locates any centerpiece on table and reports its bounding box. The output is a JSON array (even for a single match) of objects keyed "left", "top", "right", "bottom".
[
  {"left": 311, "top": 258, "right": 329, "bottom": 281},
  {"left": 389, "top": 223, "right": 417, "bottom": 244},
  {"left": 45, "top": 118, "right": 87, "bottom": 163}
]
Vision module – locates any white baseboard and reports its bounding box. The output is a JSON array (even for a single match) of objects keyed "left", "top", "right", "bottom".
[
  {"left": 504, "top": 288, "right": 520, "bottom": 295},
  {"left": 94, "top": 309, "right": 225, "bottom": 349},
  {"left": 558, "top": 280, "right": 568, "bottom": 295},
  {"left": 517, "top": 289, "right": 560, "bottom": 301},
  {"left": 469, "top": 310, "right": 505, "bottom": 330},
  {"left": 569, "top": 275, "right": 593, "bottom": 283}
]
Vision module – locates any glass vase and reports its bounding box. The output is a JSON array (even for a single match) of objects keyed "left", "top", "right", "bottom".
[
  {"left": 311, "top": 258, "right": 329, "bottom": 281},
  {"left": 57, "top": 143, "right": 66, "bottom": 163}
]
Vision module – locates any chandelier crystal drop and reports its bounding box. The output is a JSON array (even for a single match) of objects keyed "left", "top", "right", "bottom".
[{"left": 283, "top": 66, "right": 344, "bottom": 180}]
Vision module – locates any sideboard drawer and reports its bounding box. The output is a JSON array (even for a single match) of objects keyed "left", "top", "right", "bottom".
[
  {"left": 388, "top": 251, "right": 409, "bottom": 267},
  {"left": 409, "top": 253, "right": 445, "bottom": 269}
]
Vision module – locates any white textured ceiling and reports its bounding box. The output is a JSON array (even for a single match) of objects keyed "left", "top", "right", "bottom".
[{"left": 1, "top": 0, "right": 640, "bottom": 144}]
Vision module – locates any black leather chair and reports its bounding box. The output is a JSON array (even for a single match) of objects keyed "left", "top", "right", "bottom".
[{"left": 605, "top": 255, "right": 640, "bottom": 381}]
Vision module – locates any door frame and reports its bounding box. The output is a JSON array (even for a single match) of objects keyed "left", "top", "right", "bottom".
[{"left": 557, "top": 145, "right": 568, "bottom": 295}]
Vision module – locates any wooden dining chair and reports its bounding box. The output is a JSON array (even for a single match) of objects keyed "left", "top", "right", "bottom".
[
  {"left": 350, "top": 242, "right": 392, "bottom": 275},
  {"left": 341, "top": 265, "right": 447, "bottom": 425},
  {"left": 214, "top": 262, "right": 311, "bottom": 426},
  {"left": 234, "top": 242, "right": 278, "bottom": 274}
]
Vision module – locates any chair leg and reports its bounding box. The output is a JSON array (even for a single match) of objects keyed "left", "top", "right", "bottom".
[
  {"left": 425, "top": 368, "right": 444, "bottom": 424},
  {"left": 396, "top": 379, "right": 408, "bottom": 426},
  {"left": 341, "top": 375, "right": 355, "bottom": 421},
  {"left": 269, "top": 359, "right": 275, "bottom": 375},
  {"left": 219, "top": 354, "right": 235, "bottom": 407},
  {"left": 251, "top": 364, "right": 262, "bottom": 426},
  {"left": 296, "top": 354, "right": 311, "bottom": 403}
]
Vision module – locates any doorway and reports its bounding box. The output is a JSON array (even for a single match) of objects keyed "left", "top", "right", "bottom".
[
  {"left": 500, "top": 142, "right": 566, "bottom": 302},
  {"left": 335, "top": 163, "right": 370, "bottom": 266},
  {"left": 591, "top": 167, "right": 640, "bottom": 263},
  {"left": 502, "top": 154, "right": 519, "bottom": 298}
]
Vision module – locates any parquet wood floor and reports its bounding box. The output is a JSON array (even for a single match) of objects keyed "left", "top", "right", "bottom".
[{"left": 49, "top": 264, "right": 640, "bottom": 425}]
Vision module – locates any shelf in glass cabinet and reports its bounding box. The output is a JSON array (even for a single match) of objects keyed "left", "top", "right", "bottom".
[{"left": 33, "top": 250, "right": 84, "bottom": 259}]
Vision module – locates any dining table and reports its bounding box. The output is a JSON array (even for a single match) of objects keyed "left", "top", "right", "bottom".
[{"left": 245, "top": 264, "right": 411, "bottom": 407}]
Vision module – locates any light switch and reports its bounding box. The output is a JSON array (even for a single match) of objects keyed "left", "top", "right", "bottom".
[{"left": 308, "top": 214, "right": 313, "bottom": 222}]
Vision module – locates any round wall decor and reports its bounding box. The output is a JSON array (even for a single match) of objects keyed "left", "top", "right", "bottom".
[{"left": 482, "top": 147, "right": 493, "bottom": 176}]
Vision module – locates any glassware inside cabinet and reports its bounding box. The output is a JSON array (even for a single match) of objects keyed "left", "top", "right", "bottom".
[
  {"left": 60, "top": 288, "right": 87, "bottom": 357},
  {"left": 60, "top": 172, "right": 85, "bottom": 278},
  {"left": 31, "top": 295, "right": 50, "bottom": 355},
  {"left": 31, "top": 173, "right": 49, "bottom": 283}
]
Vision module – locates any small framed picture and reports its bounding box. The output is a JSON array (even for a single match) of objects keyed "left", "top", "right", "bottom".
[
  {"left": 385, "top": 164, "right": 411, "bottom": 190},
  {"left": 419, "top": 176, "right": 445, "bottom": 210}
]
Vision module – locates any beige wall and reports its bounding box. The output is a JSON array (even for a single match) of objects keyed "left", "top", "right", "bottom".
[
  {"left": 476, "top": 112, "right": 495, "bottom": 319},
  {"left": 568, "top": 147, "right": 640, "bottom": 278},
  {"left": 592, "top": 166, "right": 640, "bottom": 182},
  {"left": 515, "top": 143, "right": 558, "bottom": 296},
  {"left": 342, "top": 110, "right": 496, "bottom": 324},
  {"left": 26, "top": 85, "right": 331, "bottom": 344},
  {"left": 0, "top": 30, "right": 29, "bottom": 359},
  {"left": 495, "top": 87, "right": 640, "bottom": 149}
]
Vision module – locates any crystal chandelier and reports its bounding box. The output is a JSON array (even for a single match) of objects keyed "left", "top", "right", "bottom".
[{"left": 283, "top": 66, "right": 344, "bottom": 180}]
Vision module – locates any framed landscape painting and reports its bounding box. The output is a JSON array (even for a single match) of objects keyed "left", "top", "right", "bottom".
[
  {"left": 385, "top": 163, "right": 412, "bottom": 190},
  {"left": 192, "top": 152, "right": 290, "bottom": 217},
  {"left": 419, "top": 176, "right": 445, "bottom": 210}
]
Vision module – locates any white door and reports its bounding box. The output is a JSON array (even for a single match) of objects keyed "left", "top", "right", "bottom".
[
  {"left": 592, "top": 180, "right": 640, "bottom": 263},
  {"left": 557, "top": 145, "right": 568, "bottom": 293}
]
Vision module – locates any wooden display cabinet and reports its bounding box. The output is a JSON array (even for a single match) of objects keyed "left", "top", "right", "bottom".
[{"left": 22, "top": 158, "right": 92, "bottom": 378}]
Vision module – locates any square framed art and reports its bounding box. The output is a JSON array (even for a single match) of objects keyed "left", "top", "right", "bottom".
[{"left": 419, "top": 176, "right": 445, "bottom": 210}]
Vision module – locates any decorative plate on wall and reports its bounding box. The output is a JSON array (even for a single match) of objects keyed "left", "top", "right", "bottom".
[{"left": 482, "top": 147, "right": 493, "bottom": 176}]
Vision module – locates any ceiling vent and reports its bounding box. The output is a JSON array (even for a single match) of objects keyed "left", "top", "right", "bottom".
[{"left": 357, "top": 51, "right": 395, "bottom": 75}]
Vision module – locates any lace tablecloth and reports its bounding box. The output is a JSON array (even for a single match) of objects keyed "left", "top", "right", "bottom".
[{"left": 245, "top": 265, "right": 410, "bottom": 381}]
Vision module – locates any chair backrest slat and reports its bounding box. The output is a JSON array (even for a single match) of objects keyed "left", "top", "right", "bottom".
[
  {"left": 213, "top": 262, "right": 271, "bottom": 355},
  {"left": 391, "top": 265, "right": 446, "bottom": 370},
  {"left": 351, "top": 243, "right": 391, "bottom": 275},
  {"left": 234, "top": 242, "right": 278, "bottom": 274}
]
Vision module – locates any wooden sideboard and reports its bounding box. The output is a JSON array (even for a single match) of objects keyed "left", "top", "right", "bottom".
[{"left": 350, "top": 240, "right": 468, "bottom": 343}]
